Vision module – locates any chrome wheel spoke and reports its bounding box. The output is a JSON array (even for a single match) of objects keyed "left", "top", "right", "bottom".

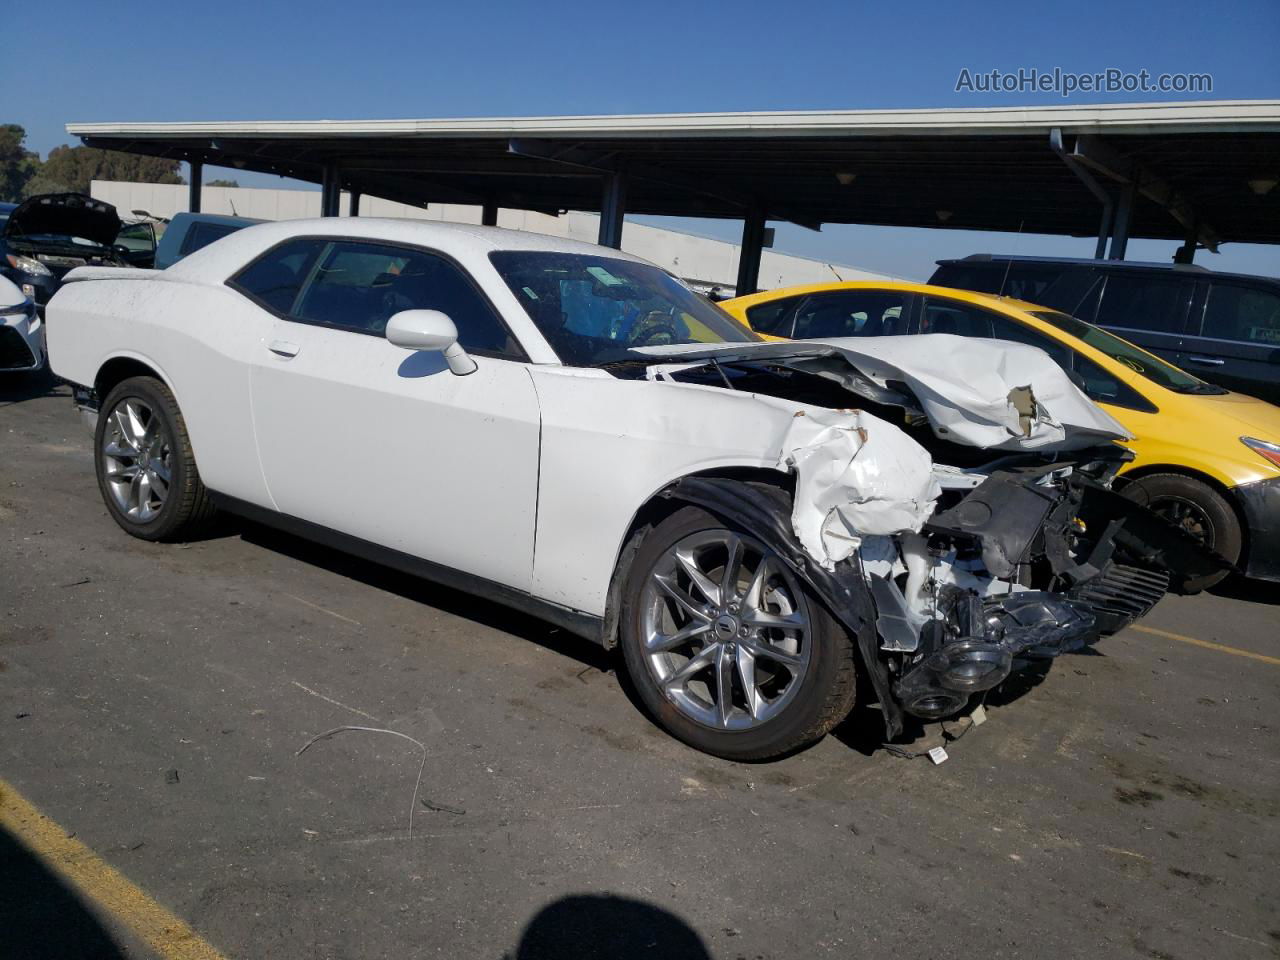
[
  {"left": 742, "top": 608, "right": 805, "bottom": 631},
  {"left": 719, "top": 533, "right": 743, "bottom": 604},
  {"left": 654, "top": 574, "right": 713, "bottom": 623},
  {"left": 714, "top": 644, "right": 735, "bottom": 727},
  {"left": 735, "top": 645, "right": 759, "bottom": 720},
  {"left": 647, "top": 619, "right": 711, "bottom": 653},
  {"left": 741, "top": 636, "right": 803, "bottom": 669},
  {"left": 675, "top": 547, "right": 721, "bottom": 607},
  {"left": 663, "top": 645, "right": 717, "bottom": 691}
]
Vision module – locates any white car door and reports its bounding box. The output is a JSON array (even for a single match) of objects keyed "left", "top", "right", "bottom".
[{"left": 238, "top": 236, "right": 541, "bottom": 592}]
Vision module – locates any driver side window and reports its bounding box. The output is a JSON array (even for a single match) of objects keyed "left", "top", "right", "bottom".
[{"left": 233, "top": 239, "right": 524, "bottom": 360}]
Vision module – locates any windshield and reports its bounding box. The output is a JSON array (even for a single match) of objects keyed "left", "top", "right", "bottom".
[
  {"left": 1033, "top": 311, "right": 1227, "bottom": 395},
  {"left": 489, "top": 251, "right": 756, "bottom": 366}
]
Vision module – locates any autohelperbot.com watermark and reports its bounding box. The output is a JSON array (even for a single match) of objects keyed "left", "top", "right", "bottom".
[{"left": 955, "top": 67, "right": 1213, "bottom": 98}]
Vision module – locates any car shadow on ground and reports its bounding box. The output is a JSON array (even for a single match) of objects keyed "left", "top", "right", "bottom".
[
  {"left": 504, "top": 894, "right": 710, "bottom": 960},
  {"left": 0, "top": 823, "right": 128, "bottom": 960},
  {"left": 1209, "top": 574, "right": 1279, "bottom": 606},
  {"left": 0, "top": 368, "right": 63, "bottom": 406},
  {"left": 232, "top": 516, "right": 617, "bottom": 675}
]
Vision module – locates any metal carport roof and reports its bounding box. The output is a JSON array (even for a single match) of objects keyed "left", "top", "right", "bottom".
[{"left": 68, "top": 100, "right": 1280, "bottom": 290}]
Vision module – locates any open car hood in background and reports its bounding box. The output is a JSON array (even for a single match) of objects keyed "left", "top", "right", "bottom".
[
  {"left": 638, "top": 334, "right": 1132, "bottom": 453},
  {"left": 3, "top": 193, "right": 122, "bottom": 247}
]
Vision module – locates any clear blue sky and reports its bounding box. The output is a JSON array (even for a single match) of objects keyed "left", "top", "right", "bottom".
[{"left": 5, "top": 0, "right": 1278, "bottom": 278}]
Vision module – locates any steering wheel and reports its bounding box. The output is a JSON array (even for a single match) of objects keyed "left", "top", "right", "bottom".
[{"left": 628, "top": 310, "right": 682, "bottom": 347}]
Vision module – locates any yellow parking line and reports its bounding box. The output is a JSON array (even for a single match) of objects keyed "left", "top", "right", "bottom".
[
  {"left": 0, "top": 777, "right": 226, "bottom": 960},
  {"left": 1129, "top": 624, "right": 1280, "bottom": 666}
]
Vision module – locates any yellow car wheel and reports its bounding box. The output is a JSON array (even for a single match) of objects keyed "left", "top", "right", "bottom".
[{"left": 1121, "top": 473, "right": 1241, "bottom": 591}]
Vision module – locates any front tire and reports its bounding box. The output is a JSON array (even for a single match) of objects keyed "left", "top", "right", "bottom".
[
  {"left": 95, "top": 376, "right": 216, "bottom": 541},
  {"left": 619, "top": 505, "right": 857, "bottom": 761},
  {"left": 1121, "top": 473, "right": 1240, "bottom": 591}
]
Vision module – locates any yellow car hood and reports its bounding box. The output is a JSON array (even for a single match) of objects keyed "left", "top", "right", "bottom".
[{"left": 1190, "top": 390, "right": 1280, "bottom": 442}]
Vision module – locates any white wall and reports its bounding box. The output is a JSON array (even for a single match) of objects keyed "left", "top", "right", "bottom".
[{"left": 92, "top": 180, "right": 899, "bottom": 292}]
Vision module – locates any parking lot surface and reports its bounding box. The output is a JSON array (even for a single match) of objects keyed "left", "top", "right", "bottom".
[{"left": 3, "top": 372, "right": 1278, "bottom": 960}]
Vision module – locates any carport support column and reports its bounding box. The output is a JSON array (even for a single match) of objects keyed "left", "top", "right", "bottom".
[
  {"left": 321, "top": 164, "right": 342, "bottom": 218},
  {"left": 598, "top": 171, "right": 627, "bottom": 249},
  {"left": 481, "top": 201, "right": 499, "bottom": 227},
  {"left": 348, "top": 191, "right": 361, "bottom": 217},
  {"left": 1108, "top": 180, "right": 1136, "bottom": 260},
  {"left": 188, "top": 161, "right": 202, "bottom": 214},
  {"left": 736, "top": 205, "right": 766, "bottom": 297}
]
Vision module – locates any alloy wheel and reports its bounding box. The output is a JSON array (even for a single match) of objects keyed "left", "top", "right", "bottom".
[
  {"left": 639, "top": 530, "right": 812, "bottom": 731},
  {"left": 101, "top": 398, "right": 173, "bottom": 523}
]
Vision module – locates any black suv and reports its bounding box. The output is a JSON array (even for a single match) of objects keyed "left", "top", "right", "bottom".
[{"left": 930, "top": 256, "right": 1280, "bottom": 405}]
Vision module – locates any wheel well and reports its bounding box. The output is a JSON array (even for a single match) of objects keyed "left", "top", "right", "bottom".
[
  {"left": 599, "top": 467, "right": 791, "bottom": 649},
  {"left": 1117, "top": 464, "right": 1249, "bottom": 558},
  {"left": 94, "top": 357, "right": 163, "bottom": 401}
]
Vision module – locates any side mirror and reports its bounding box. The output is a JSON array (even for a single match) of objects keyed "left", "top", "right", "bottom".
[{"left": 385, "top": 309, "right": 478, "bottom": 376}]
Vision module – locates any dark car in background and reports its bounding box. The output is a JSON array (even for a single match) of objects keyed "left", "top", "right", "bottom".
[
  {"left": 930, "top": 256, "right": 1280, "bottom": 405},
  {"left": 0, "top": 194, "right": 127, "bottom": 314},
  {"left": 153, "top": 211, "right": 262, "bottom": 269}
]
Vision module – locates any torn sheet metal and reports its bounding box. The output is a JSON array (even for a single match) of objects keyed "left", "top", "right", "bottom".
[
  {"left": 638, "top": 334, "right": 1131, "bottom": 452},
  {"left": 781, "top": 408, "right": 942, "bottom": 569}
]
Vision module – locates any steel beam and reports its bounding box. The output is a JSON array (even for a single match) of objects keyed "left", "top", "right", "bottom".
[
  {"left": 1071, "top": 134, "right": 1220, "bottom": 253},
  {"left": 508, "top": 138, "right": 822, "bottom": 232},
  {"left": 188, "top": 160, "right": 203, "bottom": 213},
  {"left": 737, "top": 205, "right": 767, "bottom": 296},
  {"left": 598, "top": 171, "right": 627, "bottom": 248},
  {"left": 1109, "top": 181, "right": 1135, "bottom": 260},
  {"left": 320, "top": 164, "right": 342, "bottom": 217}
]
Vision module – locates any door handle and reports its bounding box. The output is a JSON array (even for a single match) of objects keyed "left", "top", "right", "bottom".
[
  {"left": 268, "top": 339, "right": 300, "bottom": 358},
  {"left": 1185, "top": 355, "right": 1224, "bottom": 366}
]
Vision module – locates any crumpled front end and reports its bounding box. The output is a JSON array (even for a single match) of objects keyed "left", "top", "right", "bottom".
[{"left": 643, "top": 335, "right": 1228, "bottom": 731}]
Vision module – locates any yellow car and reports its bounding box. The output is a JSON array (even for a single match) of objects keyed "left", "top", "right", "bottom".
[{"left": 722, "top": 281, "right": 1280, "bottom": 584}]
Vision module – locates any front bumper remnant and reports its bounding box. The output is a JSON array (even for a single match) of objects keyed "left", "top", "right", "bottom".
[{"left": 1232, "top": 476, "right": 1280, "bottom": 582}]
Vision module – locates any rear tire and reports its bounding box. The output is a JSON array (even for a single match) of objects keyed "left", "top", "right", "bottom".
[
  {"left": 619, "top": 505, "right": 857, "bottom": 761},
  {"left": 1121, "top": 473, "right": 1240, "bottom": 592},
  {"left": 95, "top": 376, "right": 216, "bottom": 541}
]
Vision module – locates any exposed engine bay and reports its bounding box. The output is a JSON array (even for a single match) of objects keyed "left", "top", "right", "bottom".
[{"left": 629, "top": 338, "right": 1230, "bottom": 731}]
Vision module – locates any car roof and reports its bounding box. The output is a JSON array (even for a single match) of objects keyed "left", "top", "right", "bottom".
[
  {"left": 165, "top": 215, "right": 656, "bottom": 281},
  {"left": 934, "top": 253, "right": 1279, "bottom": 285}
]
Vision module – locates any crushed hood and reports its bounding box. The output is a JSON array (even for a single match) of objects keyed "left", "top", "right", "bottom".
[
  {"left": 639, "top": 334, "right": 1131, "bottom": 452},
  {"left": 3, "top": 193, "right": 122, "bottom": 247}
]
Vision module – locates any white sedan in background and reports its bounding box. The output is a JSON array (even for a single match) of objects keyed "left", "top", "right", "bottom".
[
  {"left": 45, "top": 219, "right": 1218, "bottom": 760},
  {"left": 0, "top": 275, "right": 44, "bottom": 371}
]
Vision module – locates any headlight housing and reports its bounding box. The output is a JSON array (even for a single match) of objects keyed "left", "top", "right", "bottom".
[
  {"left": 4, "top": 253, "right": 52, "bottom": 277},
  {"left": 1241, "top": 436, "right": 1280, "bottom": 469}
]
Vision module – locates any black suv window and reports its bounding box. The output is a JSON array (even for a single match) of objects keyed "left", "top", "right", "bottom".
[
  {"left": 230, "top": 238, "right": 323, "bottom": 314},
  {"left": 790, "top": 291, "right": 907, "bottom": 339},
  {"left": 1199, "top": 281, "right": 1280, "bottom": 345},
  {"left": 930, "top": 262, "right": 1062, "bottom": 303},
  {"left": 1093, "top": 273, "right": 1190, "bottom": 334},
  {"left": 181, "top": 220, "right": 243, "bottom": 256}
]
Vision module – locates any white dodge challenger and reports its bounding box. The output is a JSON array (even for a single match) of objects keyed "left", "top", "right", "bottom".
[{"left": 47, "top": 218, "right": 1220, "bottom": 760}]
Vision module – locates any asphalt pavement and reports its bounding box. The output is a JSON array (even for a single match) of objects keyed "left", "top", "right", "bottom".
[{"left": 2, "top": 371, "right": 1278, "bottom": 960}]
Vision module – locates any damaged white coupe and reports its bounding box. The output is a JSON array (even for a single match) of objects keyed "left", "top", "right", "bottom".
[{"left": 46, "top": 219, "right": 1224, "bottom": 760}]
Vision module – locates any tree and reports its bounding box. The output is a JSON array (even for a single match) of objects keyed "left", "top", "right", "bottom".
[
  {"left": 0, "top": 125, "right": 41, "bottom": 202},
  {"left": 25, "top": 145, "right": 184, "bottom": 197},
  {"left": 207, "top": 179, "right": 240, "bottom": 188}
]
